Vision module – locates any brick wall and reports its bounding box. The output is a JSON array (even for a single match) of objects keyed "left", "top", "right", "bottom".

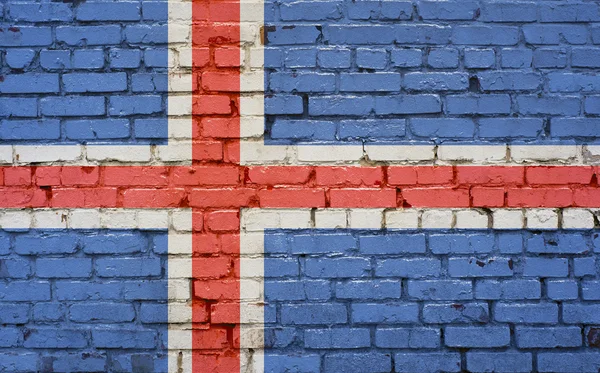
[{"left": 3, "top": 0, "right": 600, "bottom": 372}]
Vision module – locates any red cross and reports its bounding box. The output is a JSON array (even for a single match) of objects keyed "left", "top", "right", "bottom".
[{"left": 2, "top": 2, "right": 598, "bottom": 372}]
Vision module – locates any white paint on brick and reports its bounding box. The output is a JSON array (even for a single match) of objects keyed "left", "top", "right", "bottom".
[
  {"left": 156, "top": 141, "right": 193, "bottom": 162},
  {"left": 0, "top": 210, "right": 31, "bottom": 229},
  {"left": 526, "top": 209, "right": 559, "bottom": 229},
  {"left": 510, "top": 145, "right": 580, "bottom": 163},
  {"left": 87, "top": 146, "right": 152, "bottom": 163},
  {"left": 241, "top": 141, "right": 290, "bottom": 164},
  {"left": 32, "top": 209, "right": 69, "bottom": 229},
  {"left": 493, "top": 209, "right": 525, "bottom": 229},
  {"left": 438, "top": 145, "right": 507, "bottom": 163},
  {"left": 349, "top": 209, "right": 384, "bottom": 229},
  {"left": 240, "top": 142, "right": 600, "bottom": 165},
  {"left": 455, "top": 209, "right": 489, "bottom": 229},
  {"left": 15, "top": 145, "right": 82, "bottom": 164},
  {"left": 422, "top": 209, "right": 454, "bottom": 229},
  {"left": 297, "top": 145, "right": 365, "bottom": 163},
  {"left": 562, "top": 209, "right": 595, "bottom": 229},
  {"left": 315, "top": 209, "right": 348, "bottom": 228},
  {"left": 385, "top": 209, "right": 419, "bottom": 229},
  {"left": 68, "top": 210, "right": 101, "bottom": 229},
  {"left": 171, "top": 210, "right": 192, "bottom": 232},
  {"left": 138, "top": 210, "right": 170, "bottom": 230},
  {"left": 366, "top": 145, "right": 435, "bottom": 162},
  {"left": 240, "top": 116, "right": 265, "bottom": 138},
  {"left": 0, "top": 146, "right": 13, "bottom": 164}
]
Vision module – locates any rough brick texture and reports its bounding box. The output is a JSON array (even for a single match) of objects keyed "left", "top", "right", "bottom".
[
  {"left": 263, "top": 0, "right": 600, "bottom": 146},
  {"left": 0, "top": 228, "right": 169, "bottom": 372},
  {"left": 4, "top": 0, "right": 600, "bottom": 372}
]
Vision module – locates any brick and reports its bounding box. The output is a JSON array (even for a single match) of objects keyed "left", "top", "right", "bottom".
[
  {"left": 70, "top": 303, "right": 135, "bottom": 323},
  {"left": 408, "top": 280, "right": 472, "bottom": 300},
  {"left": 305, "top": 328, "right": 370, "bottom": 349},
  {"left": 507, "top": 188, "right": 573, "bottom": 207},
  {"left": 404, "top": 72, "right": 468, "bottom": 91},
  {"left": 0, "top": 26, "right": 52, "bottom": 47},
  {"left": 324, "top": 353, "right": 391, "bottom": 373},
  {"left": 281, "top": 304, "right": 347, "bottom": 325},
  {"left": 24, "top": 329, "right": 87, "bottom": 349},
  {"left": 360, "top": 234, "right": 426, "bottom": 255},
  {"left": 356, "top": 48, "right": 388, "bottom": 69},
  {"left": 351, "top": 303, "right": 419, "bottom": 324},
  {"left": 445, "top": 326, "right": 510, "bottom": 348},
  {"left": 516, "top": 327, "right": 582, "bottom": 348},
  {"left": 495, "top": 303, "right": 558, "bottom": 324},
  {"left": 57, "top": 26, "right": 122, "bottom": 46},
  {"left": 419, "top": 1, "right": 478, "bottom": 20},
  {"left": 403, "top": 188, "right": 469, "bottom": 207},
  {"left": 423, "top": 303, "right": 489, "bottom": 324},
  {"left": 446, "top": 95, "right": 511, "bottom": 115},
  {"left": 376, "top": 328, "right": 439, "bottom": 349},
  {"left": 466, "top": 353, "right": 532, "bottom": 373},
  {"left": 330, "top": 188, "right": 396, "bottom": 208},
  {"left": 538, "top": 353, "right": 600, "bottom": 373},
  {"left": 259, "top": 189, "right": 326, "bottom": 208},
  {"left": 453, "top": 26, "right": 519, "bottom": 45},
  {"left": 395, "top": 353, "right": 461, "bottom": 373}
]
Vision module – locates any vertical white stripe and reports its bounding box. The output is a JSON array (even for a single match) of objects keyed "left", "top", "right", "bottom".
[
  {"left": 240, "top": 228, "right": 265, "bottom": 373},
  {"left": 167, "top": 208, "right": 192, "bottom": 372}
]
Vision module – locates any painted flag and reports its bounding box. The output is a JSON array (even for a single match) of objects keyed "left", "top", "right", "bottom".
[{"left": 2, "top": 0, "right": 600, "bottom": 372}]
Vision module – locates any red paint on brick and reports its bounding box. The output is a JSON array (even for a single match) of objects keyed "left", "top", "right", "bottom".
[
  {"left": 329, "top": 188, "right": 397, "bottom": 207},
  {"left": 192, "top": 328, "right": 229, "bottom": 349},
  {"left": 193, "top": 257, "right": 231, "bottom": 279},
  {"left": 52, "top": 188, "right": 118, "bottom": 208},
  {"left": 471, "top": 187, "right": 505, "bottom": 207},
  {"left": 193, "top": 141, "right": 224, "bottom": 161},
  {"left": 194, "top": 280, "right": 239, "bottom": 300},
  {"left": 259, "top": 189, "right": 326, "bottom": 207},
  {"left": 0, "top": 188, "right": 46, "bottom": 207},
  {"left": 193, "top": 95, "right": 232, "bottom": 115},
  {"left": 416, "top": 166, "right": 454, "bottom": 184},
  {"left": 61, "top": 167, "right": 99, "bottom": 186},
  {"left": 104, "top": 167, "right": 169, "bottom": 186},
  {"left": 121, "top": 188, "right": 187, "bottom": 208},
  {"left": 34, "top": 167, "right": 61, "bottom": 186},
  {"left": 210, "top": 303, "right": 241, "bottom": 324},
  {"left": 402, "top": 187, "right": 470, "bottom": 207},
  {"left": 456, "top": 166, "right": 524, "bottom": 185},
  {"left": 526, "top": 166, "right": 594, "bottom": 184},
  {"left": 507, "top": 188, "right": 573, "bottom": 207},
  {"left": 193, "top": 234, "right": 221, "bottom": 255},
  {"left": 4, "top": 167, "right": 31, "bottom": 186},
  {"left": 205, "top": 210, "right": 240, "bottom": 232},
  {"left": 316, "top": 167, "right": 383, "bottom": 186},
  {"left": 574, "top": 188, "right": 600, "bottom": 207},
  {"left": 189, "top": 189, "right": 257, "bottom": 208},
  {"left": 201, "top": 118, "right": 241, "bottom": 138},
  {"left": 172, "top": 166, "right": 239, "bottom": 186},
  {"left": 247, "top": 166, "right": 312, "bottom": 185}
]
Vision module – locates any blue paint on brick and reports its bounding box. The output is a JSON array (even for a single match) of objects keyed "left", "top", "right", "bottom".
[
  {"left": 263, "top": 228, "right": 600, "bottom": 372},
  {"left": 263, "top": 1, "right": 600, "bottom": 147},
  {"left": 0, "top": 1, "right": 168, "bottom": 147},
  {"left": 0, "top": 229, "right": 168, "bottom": 368}
]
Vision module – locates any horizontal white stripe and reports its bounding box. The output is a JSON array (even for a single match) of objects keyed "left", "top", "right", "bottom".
[
  {"left": 240, "top": 208, "right": 597, "bottom": 231},
  {"left": 240, "top": 141, "right": 600, "bottom": 165}
]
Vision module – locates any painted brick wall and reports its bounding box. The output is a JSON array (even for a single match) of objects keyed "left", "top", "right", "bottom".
[
  {"left": 3, "top": 0, "right": 600, "bottom": 372},
  {"left": 262, "top": 0, "right": 600, "bottom": 147}
]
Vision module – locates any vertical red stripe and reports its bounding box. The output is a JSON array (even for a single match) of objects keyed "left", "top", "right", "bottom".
[{"left": 192, "top": 0, "right": 241, "bottom": 371}]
